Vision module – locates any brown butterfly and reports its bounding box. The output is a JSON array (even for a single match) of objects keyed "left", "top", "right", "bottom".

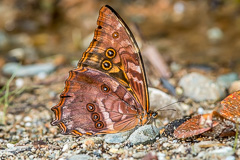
[
  {"left": 51, "top": 5, "right": 157, "bottom": 136},
  {"left": 172, "top": 90, "right": 240, "bottom": 139}
]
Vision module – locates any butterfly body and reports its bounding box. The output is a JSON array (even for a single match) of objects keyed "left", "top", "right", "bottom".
[{"left": 51, "top": 5, "right": 156, "bottom": 136}]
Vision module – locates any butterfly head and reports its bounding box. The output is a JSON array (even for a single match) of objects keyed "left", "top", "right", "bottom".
[
  {"left": 148, "top": 111, "right": 158, "bottom": 119},
  {"left": 142, "top": 111, "right": 158, "bottom": 126}
]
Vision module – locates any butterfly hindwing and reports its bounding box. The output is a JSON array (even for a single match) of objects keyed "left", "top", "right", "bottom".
[{"left": 51, "top": 67, "right": 143, "bottom": 135}]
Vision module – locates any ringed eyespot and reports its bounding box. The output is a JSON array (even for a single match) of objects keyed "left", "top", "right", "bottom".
[
  {"left": 86, "top": 103, "right": 95, "bottom": 112},
  {"left": 95, "top": 121, "right": 104, "bottom": 129},
  {"left": 91, "top": 113, "right": 100, "bottom": 122},
  {"left": 106, "top": 48, "right": 116, "bottom": 59},
  {"left": 102, "top": 60, "right": 112, "bottom": 70},
  {"left": 112, "top": 32, "right": 119, "bottom": 38},
  {"left": 101, "top": 84, "right": 110, "bottom": 93}
]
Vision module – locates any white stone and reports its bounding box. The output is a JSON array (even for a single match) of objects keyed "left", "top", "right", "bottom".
[
  {"left": 62, "top": 144, "right": 69, "bottom": 152},
  {"left": 6, "top": 143, "right": 14, "bottom": 148},
  {"left": 15, "top": 78, "right": 24, "bottom": 88},
  {"left": 197, "top": 107, "right": 204, "bottom": 114},
  {"left": 23, "top": 116, "right": 32, "bottom": 122}
]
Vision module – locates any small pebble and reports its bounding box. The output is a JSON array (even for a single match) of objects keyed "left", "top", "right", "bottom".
[
  {"left": 49, "top": 91, "right": 57, "bottom": 98},
  {"left": 170, "top": 62, "right": 182, "bottom": 73},
  {"left": 208, "top": 147, "right": 234, "bottom": 156},
  {"left": 29, "top": 155, "right": 34, "bottom": 159},
  {"left": 15, "top": 78, "right": 24, "bottom": 88},
  {"left": 7, "top": 143, "right": 15, "bottom": 148},
  {"left": 217, "top": 72, "right": 238, "bottom": 88},
  {"left": 226, "top": 156, "right": 235, "bottom": 160},
  {"left": 157, "top": 153, "right": 166, "bottom": 160},
  {"left": 24, "top": 116, "right": 32, "bottom": 122},
  {"left": 207, "top": 27, "right": 223, "bottom": 42},
  {"left": 163, "top": 143, "right": 170, "bottom": 148},
  {"left": 62, "top": 144, "right": 69, "bottom": 152},
  {"left": 102, "top": 153, "right": 110, "bottom": 159},
  {"left": 114, "top": 144, "right": 120, "bottom": 149},
  {"left": 0, "top": 31, "right": 10, "bottom": 49},
  {"left": 198, "top": 107, "right": 204, "bottom": 114},
  {"left": 84, "top": 139, "right": 95, "bottom": 148},
  {"left": 132, "top": 152, "right": 146, "bottom": 158},
  {"left": 109, "top": 148, "right": 118, "bottom": 153},
  {"left": 128, "top": 125, "right": 159, "bottom": 145},
  {"left": 37, "top": 72, "right": 47, "bottom": 79},
  {"left": 25, "top": 122, "right": 32, "bottom": 127},
  {"left": 174, "top": 145, "right": 186, "bottom": 154},
  {"left": 70, "top": 143, "right": 78, "bottom": 149},
  {"left": 229, "top": 80, "right": 240, "bottom": 93},
  {"left": 173, "top": 2, "right": 185, "bottom": 14}
]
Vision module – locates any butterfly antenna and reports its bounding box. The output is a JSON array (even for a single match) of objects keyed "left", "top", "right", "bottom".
[
  {"left": 159, "top": 108, "right": 177, "bottom": 112},
  {"left": 155, "top": 100, "right": 183, "bottom": 112}
]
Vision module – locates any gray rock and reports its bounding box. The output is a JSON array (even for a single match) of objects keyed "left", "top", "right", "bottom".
[
  {"left": 179, "top": 72, "right": 226, "bottom": 102},
  {"left": 149, "top": 87, "right": 188, "bottom": 120},
  {"left": 132, "top": 151, "right": 146, "bottom": 158},
  {"left": 207, "top": 27, "right": 223, "bottom": 42},
  {"left": 197, "top": 147, "right": 234, "bottom": 159},
  {"left": 8, "top": 47, "right": 38, "bottom": 63},
  {"left": 172, "top": 144, "right": 187, "bottom": 154},
  {"left": 0, "top": 146, "right": 31, "bottom": 155},
  {"left": 6, "top": 143, "right": 14, "bottom": 149},
  {"left": 68, "top": 154, "right": 92, "bottom": 160},
  {"left": 104, "top": 129, "right": 135, "bottom": 144},
  {"left": 0, "top": 30, "right": 10, "bottom": 49},
  {"left": 217, "top": 72, "right": 238, "bottom": 88},
  {"left": 229, "top": 80, "right": 240, "bottom": 93},
  {"left": 157, "top": 152, "right": 166, "bottom": 160},
  {"left": 208, "top": 147, "right": 234, "bottom": 156},
  {"left": 2, "top": 62, "right": 56, "bottom": 77},
  {"left": 226, "top": 156, "right": 235, "bottom": 160},
  {"left": 170, "top": 62, "right": 182, "bottom": 73},
  {"left": 127, "top": 125, "right": 159, "bottom": 145}
]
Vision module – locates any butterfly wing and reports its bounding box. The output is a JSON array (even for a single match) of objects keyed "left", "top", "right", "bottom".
[
  {"left": 173, "top": 114, "right": 219, "bottom": 138},
  {"left": 51, "top": 67, "right": 142, "bottom": 135},
  {"left": 78, "top": 5, "right": 149, "bottom": 112},
  {"left": 216, "top": 90, "right": 240, "bottom": 123}
]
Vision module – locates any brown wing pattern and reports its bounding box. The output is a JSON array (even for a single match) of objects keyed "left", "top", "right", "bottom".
[
  {"left": 51, "top": 67, "right": 143, "bottom": 135},
  {"left": 78, "top": 5, "right": 149, "bottom": 112},
  {"left": 216, "top": 90, "right": 240, "bottom": 123},
  {"left": 173, "top": 114, "right": 219, "bottom": 138}
]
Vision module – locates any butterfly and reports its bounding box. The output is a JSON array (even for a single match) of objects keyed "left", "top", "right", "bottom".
[
  {"left": 51, "top": 5, "right": 157, "bottom": 136},
  {"left": 171, "top": 90, "right": 240, "bottom": 139}
]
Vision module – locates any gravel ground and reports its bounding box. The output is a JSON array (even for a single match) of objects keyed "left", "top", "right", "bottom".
[{"left": 0, "top": 67, "right": 240, "bottom": 160}]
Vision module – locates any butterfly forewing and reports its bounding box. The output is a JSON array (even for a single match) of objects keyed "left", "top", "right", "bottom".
[{"left": 78, "top": 5, "right": 149, "bottom": 112}]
